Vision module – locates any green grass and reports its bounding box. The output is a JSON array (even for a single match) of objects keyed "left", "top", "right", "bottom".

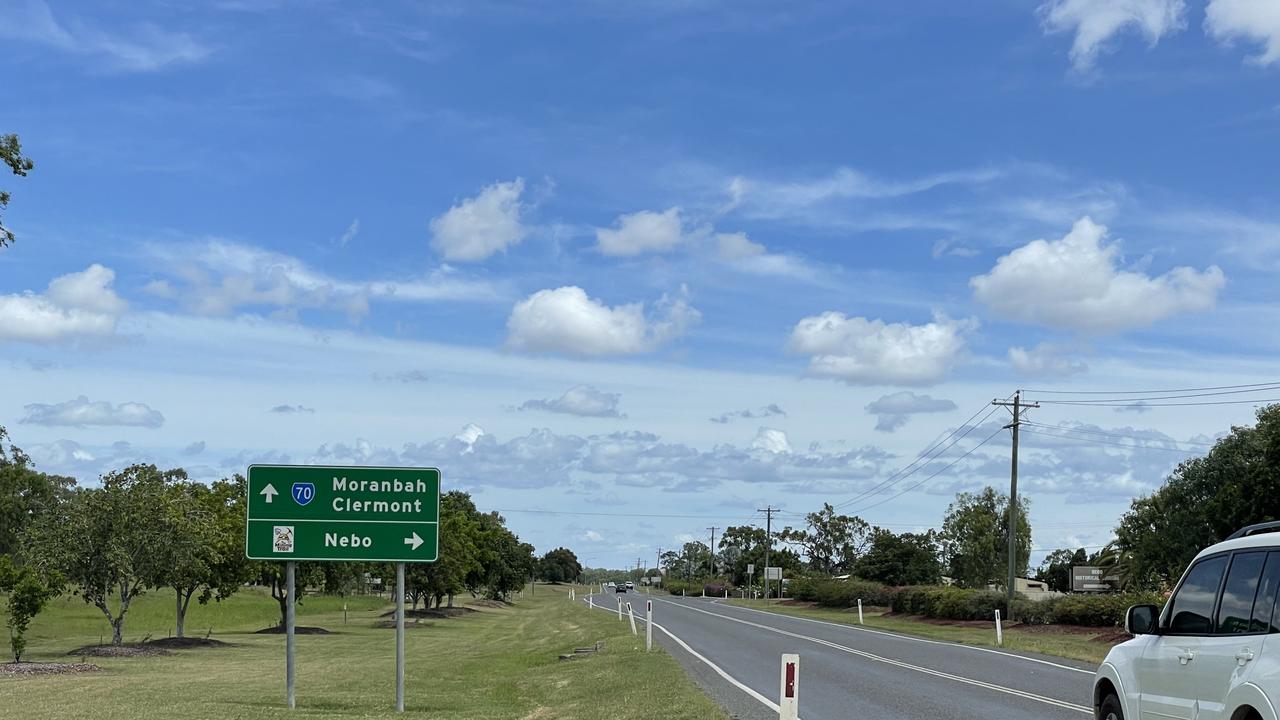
[
  {"left": 724, "top": 599, "right": 1115, "bottom": 665},
  {"left": 4, "top": 585, "right": 728, "bottom": 720}
]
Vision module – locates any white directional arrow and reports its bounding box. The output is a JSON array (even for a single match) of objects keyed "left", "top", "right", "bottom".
[
  {"left": 260, "top": 483, "right": 279, "bottom": 503},
  {"left": 404, "top": 532, "right": 424, "bottom": 551}
]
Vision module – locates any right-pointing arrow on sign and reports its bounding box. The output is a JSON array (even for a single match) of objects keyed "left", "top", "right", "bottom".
[{"left": 404, "top": 532, "right": 423, "bottom": 551}]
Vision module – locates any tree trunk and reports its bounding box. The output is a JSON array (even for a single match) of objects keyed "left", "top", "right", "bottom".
[
  {"left": 112, "top": 618, "right": 124, "bottom": 646},
  {"left": 447, "top": 594, "right": 454, "bottom": 608},
  {"left": 176, "top": 590, "right": 184, "bottom": 638}
]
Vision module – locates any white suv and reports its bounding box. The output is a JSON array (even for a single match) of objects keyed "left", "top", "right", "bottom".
[{"left": 1094, "top": 522, "right": 1280, "bottom": 720}]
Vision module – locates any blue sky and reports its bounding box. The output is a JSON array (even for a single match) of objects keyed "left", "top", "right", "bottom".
[{"left": 2, "top": 0, "right": 1278, "bottom": 569}]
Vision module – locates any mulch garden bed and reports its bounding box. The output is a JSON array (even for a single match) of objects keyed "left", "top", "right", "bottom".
[
  {"left": 1, "top": 662, "right": 101, "bottom": 676},
  {"left": 67, "top": 644, "right": 170, "bottom": 657},
  {"left": 253, "top": 626, "right": 331, "bottom": 635}
]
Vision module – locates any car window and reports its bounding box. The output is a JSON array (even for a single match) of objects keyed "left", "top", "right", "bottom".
[
  {"left": 1258, "top": 553, "right": 1280, "bottom": 633},
  {"left": 1217, "top": 551, "right": 1266, "bottom": 634},
  {"left": 1167, "top": 555, "right": 1227, "bottom": 634}
]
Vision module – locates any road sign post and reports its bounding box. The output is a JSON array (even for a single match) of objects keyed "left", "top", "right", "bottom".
[{"left": 246, "top": 465, "right": 439, "bottom": 712}]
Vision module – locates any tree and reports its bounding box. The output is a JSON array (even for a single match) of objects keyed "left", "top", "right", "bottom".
[
  {"left": 158, "top": 477, "right": 252, "bottom": 637},
  {"left": 257, "top": 561, "right": 325, "bottom": 628},
  {"left": 1110, "top": 404, "right": 1280, "bottom": 590},
  {"left": 1035, "top": 548, "right": 1087, "bottom": 593},
  {"left": 780, "top": 503, "right": 872, "bottom": 576},
  {"left": 407, "top": 491, "right": 483, "bottom": 608},
  {"left": 539, "top": 547, "right": 583, "bottom": 584},
  {"left": 939, "top": 487, "right": 1031, "bottom": 590},
  {"left": 857, "top": 529, "right": 943, "bottom": 586},
  {"left": 0, "top": 134, "right": 34, "bottom": 248},
  {"left": 0, "top": 426, "right": 75, "bottom": 558},
  {"left": 0, "top": 556, "right": 62, "bottom": 662},
  {"left": 26, "top": 464, "right": 180, "bottom": 645}
]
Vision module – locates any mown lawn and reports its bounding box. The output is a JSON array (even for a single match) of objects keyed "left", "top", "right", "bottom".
[
  {"left": 724, "top": 599, "right": 1115, "bottom": 665},
  {"left": 3, "top": 584, "right": 727, "bottom": 720}
]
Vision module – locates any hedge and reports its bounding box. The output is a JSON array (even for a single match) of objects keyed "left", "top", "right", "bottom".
[
  {"left": 888, "top": 585, "right": 1164, "bottom": 627},
  {"left": 891, "top": 586, "right": 1009, "bottom": 621}
]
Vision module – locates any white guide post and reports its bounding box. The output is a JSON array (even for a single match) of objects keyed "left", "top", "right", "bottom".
[
  {"left": 627, "top": 602, "right": 637, "bottom": 635},
  {"left": 778, "top": 653, "right": 799, "bottom": 720},
  {"left": 645, "top": 600, "right": 653, "bottom": 652},
  {"left": 857, "top": 598, "right": 864, "bottom": 625},
  {"left": 995, "top": 609, "right": 1004, "bottom": 646},
  {"left": 617, "top": 597, "right": 623, "bottom": 621}
]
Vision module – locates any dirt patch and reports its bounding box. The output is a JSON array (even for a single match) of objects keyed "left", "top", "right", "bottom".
[
  {"left": 1, "top": 662, "right": 101, "bottom": 676},
  {"left": 470, "top": 599, "right": 512, "bottom": 609},
  {"left": 146, "top": 637, "right": 232, "bottom": 650},
  {"left": 372, "top": 619, "right": 436, "bottom": 629},
  {"left": 68, "top": 644, "right": 170, "bottom": 658},
  {"left": 379, "top": 607, "right": 477, "bottom": 620},
  {"left": 253, "top": 626, "right": 332, "bottom": 635}
]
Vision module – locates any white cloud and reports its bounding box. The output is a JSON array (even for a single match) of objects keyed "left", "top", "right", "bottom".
[
  {"left": 970, "top": 216, "right": 1225, "bottom": 334},
  {"left": 716, "top": 232, "right": 765, "bottom": 260},
  {"left": 865, "top": 391, "right": 958, "bottom": 433},
  {"left": 1009, "top": 343, "right": 1089, "bottom": 377},
  {"left": 22, "top": 395, "right": 164, "bottom": 428},
  {"left": 1039, "top": 0, "right": 1186, "bottom": 71},
  {"left": 519, "top": 385, "right": 624, "bottom": 418},
  {"left": 1206, "top": 0, "right": 1280, "bottom": 66},
  {"left": 506, "top": 286, "right": 700, "bottom": 356},
  {"left": 0, "top": 264, "right": 127, "bottom": 344},
  {"left": 146, "top": 239, "right": 500, "bottom": 320},
  {"left": 0, "top": 0, "right": 210, "bottom": 72},
  {"left": 595, "top": 207, "right": 686, "bottom": 256},
  {"left": 582, "top": 530, "right": 604, "bottom": 542},
  {"left": 751, "top": 427, "right": 792, "bottom": 454},
  {"left": 183, "top": 440, "right": 206, "bottom": 456},
  {"left": 710, "top": 404, "right": 786, "bottom": 424},
  {"left": 338, "top": 218, "right": 360, "bottom": 247},
  {"left": 429, "top": 179, "right": 528, "bottom": 261},
  {"left": 787, "top": 312, "right": 971, "bottom": 386},
  {"left": 269, "top": 404, "right": 315, "bottom": 414}
]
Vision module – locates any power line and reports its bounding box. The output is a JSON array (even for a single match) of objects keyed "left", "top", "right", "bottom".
[
  {"left": 1025, "top": 380, "right": 1280, "bottom": 395},
  {"left": 1036, "top": 397, "right": 1280, "bottom": 408},
  {"left": 1022, "top": 421, "right": 1216, "bottom": 448},
  {"left": 1020, "top": 428, "right": 1203, "bottom": 454},
  {"left": 1031, "top": 384, "right": 1280, "bottom": 404},
  {"left": 494, "top": 508, "right": 758, "bottom": 520},
  {"left": 844, "top": 426, "right": 1006, "bottom": 516}
]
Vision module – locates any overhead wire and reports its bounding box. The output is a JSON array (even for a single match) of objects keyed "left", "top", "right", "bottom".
[
  {"left": 844, "top": 425, "right": 1006, "bottom": 516},
  {"left": 1024, "top": 380, "right": 1280, "bottom": 395},
  {"left": 1031, "top": 384, "right": 1280, "bottom": 404},
  {"left": 1021, "top": 421, "right": 1215, "bottom": 448},
  {"left": 1020, "top": 428, "right": 1202, "bottom": 454}
]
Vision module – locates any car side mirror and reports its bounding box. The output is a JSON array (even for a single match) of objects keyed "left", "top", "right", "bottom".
[{"left": 1126, "top": 604, "right": 1158, "bottom": 635}]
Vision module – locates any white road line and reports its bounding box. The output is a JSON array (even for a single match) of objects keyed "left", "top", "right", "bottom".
[
  {"left": 582, "top": 596, "right": 796, "bottom": 718},
  {"left": 708, "top": 598, "right": 1095, "bottom": 676},
  {"left": 652, "top": 596, "right": 1092, "bottom": 716}
]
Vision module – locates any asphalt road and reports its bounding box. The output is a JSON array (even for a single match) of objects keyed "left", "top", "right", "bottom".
[{"left": 586, "top": 590, "right": 1097, "bottom": 720}]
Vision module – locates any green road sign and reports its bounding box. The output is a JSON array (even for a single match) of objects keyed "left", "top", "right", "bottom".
[{"left": 245, "top": 465, "right": 440, "bottom": 562}]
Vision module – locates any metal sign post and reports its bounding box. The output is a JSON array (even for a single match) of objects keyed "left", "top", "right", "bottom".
[
  {"left": 396, "top": 562, "right": 405, "bottom": 712},
  {"left": 286, "top": 561, "right": 295, "bottom": 710}
]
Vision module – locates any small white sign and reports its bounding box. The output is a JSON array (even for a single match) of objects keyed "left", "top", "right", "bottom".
[
  {"left": 273, "top": 525, "right": 295, "bottom": 553},
  {"left": 765, "top": 566, "right": 782, "bottom": 580},
  {"left": 746, "top": 563, "right": 755, "bottom": 575}
]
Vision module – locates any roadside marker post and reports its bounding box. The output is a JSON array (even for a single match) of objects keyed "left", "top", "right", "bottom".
[
  {"left": 857, "top": 599, "right": 864, "bottom": 625},
  {"left": 645, "top": 600, "right": 653, "bottom": 652},
  {"left": 617, "top": 598, "right": 623, "bottom": 621},
  {"left": 245, "top": 464, "right": 440, "bottom": 713},
  {"left": 995, "top": 609, "right": 1004, "bottom": 646},
  {"left": 627, "top": 603, "right": 638, "bottom": 635},
  {"left": 778, "top": 654, "right": 799, "bottom": 720}
]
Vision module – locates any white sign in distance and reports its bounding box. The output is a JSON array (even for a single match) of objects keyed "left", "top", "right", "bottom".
[
  {"left": 765, "top": 566, "right": 782, "bottom": 580},
  {"left": 746, "top": 563, "right": 755, "bottom": 575}
]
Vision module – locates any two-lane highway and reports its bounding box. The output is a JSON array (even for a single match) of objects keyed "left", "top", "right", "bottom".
[{"left": 587, "top": 591, "right": 1097, "bottom": 720}]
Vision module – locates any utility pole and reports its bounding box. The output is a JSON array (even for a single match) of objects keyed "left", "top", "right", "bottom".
[
  {"left": 656, "top": 547, "right": 662, "bottom": 587},
  {"left": 707, "top": 526, "right": 718, "bottom": 576},
  {"left": 758, "top": 507, "right": 776, "bottom": 599},
  {"left": 992, "top": 390, "right": 1038, "bottom": 620}
]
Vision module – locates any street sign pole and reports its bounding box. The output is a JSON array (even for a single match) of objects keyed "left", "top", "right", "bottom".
[
  {"left": 286, "top": 561, "right": 295, "bottom": 710},
  {"left": 396, "top": 562, "right": 405, "bottom": 713}
]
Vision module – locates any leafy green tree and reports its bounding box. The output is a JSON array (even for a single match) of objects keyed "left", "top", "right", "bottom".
[
  {"left": 406, "top": 491, "right": 482, "bottom": 608},
  {"left": 539, "top": 547, "right": 583, "bottom": 584},
  {"left": 257, "top": 561, "right": 325, "bottom": 628},
  {"left": 26, "top": 465, "right": 182, "bottom": 645},
  {"left": 0, "top": 556, "right": 63, "bottom": 662},
  {"left": 1110, "top": 404, "right": 1280, "bottom": 590},
  {"left": 780, "top": 503, "right": 872, "bottom": 576},
  {"left": 939, "top": 487, "right": 1031, "bottom": 590},
  {"left": 0, "top": 134, "right": 34, "bottom": 248},
  {"left": 0, "top": 427, "right": 75, "bottom": 558},
  {"left": 158, "top": 477, "right": 252, "bottom": 637},
  {"left": 1034, "top": 548, "right": 1087, "bottom": 593},
  {"left": 857, "top": 529, "right": 943, "bottom": 586}
]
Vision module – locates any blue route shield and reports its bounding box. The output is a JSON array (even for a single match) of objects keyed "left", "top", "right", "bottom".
[{"left": 291, "top": 482, "right": 315, "bottom": 506}]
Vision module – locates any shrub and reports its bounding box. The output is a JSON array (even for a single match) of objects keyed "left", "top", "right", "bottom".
[
  {"left": 1050, "top": 592, "right": 1164, "bottom": 627},
  {"left": 788, "top": 577, "right": 820, "bottom": 602}
]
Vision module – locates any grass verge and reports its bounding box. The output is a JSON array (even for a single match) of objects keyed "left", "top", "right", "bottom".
[
  {"left": 3, "top": 584, "right": 727, "bottom": 720},
  {"left": 723, "top": 598, "right": 1116, "bottom": 665}
]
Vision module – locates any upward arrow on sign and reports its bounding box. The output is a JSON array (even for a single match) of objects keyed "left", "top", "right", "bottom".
[{"left": 260, "top": 484, "right": 279, "bottom": 503}]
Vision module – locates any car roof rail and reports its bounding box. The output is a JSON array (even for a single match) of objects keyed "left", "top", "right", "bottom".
[{"left": 1227, "top": 521, "right": 1280, "bottom": 540}]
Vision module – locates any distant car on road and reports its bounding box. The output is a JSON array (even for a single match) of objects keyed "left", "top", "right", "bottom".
[
  {"left": 615, "top": 583, "right": 627, "bottom": 593},
  {"left": 625, "top": 581, "right": 634, "bottom": 589},
  {"left": 1093, "top": 521, "right": 1280, "bottom": 720}
]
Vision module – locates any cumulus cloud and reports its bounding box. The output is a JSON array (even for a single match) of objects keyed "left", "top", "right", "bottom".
[
  {"left": 582, "top": 530, "right": 604, "bottom": 542},
  {"left": 373, "top": 370, "right": 430, "bottom": 384},
  {"left": 970, "top": 217, "right": 1225, "bottom": 334},
  {"left": 1206, "top": 0, "right": 1280, "bottom": 66},
  {"left": 788, "top": 312, "right": 971, "bottom": 386},
  {"left": 22, "top": 395, "right": 164, "bottom": 428},
  {"left": 429, "top": 178, "right": 528, "bottom": 261},
  {"left": 595, "top": 207, "right": 686, "bottom": 256},
  {"left": 710, "top": 404, "right": 786, "bottom": 424},
  {"left": 519, "top": 385, "right": 624, "bottom": 418},
  {"left": 1009, "top": 343, "right": 1089, "bottom": 377},
  {"left": 0, "top": 0, "right": 211, "bottom": 72},
  {"left": 269, "top": 404, "right": 315, "bottom": 414},
  {"left": 1039, "top": 0, "right": 1187, "bottom": 71},
  {"left": 865, "top": 392, "right": 958, "bottom": 433},
  {"left": 146, "top": 239, "right": 499, "bottom": 320},
  {"left": 506, "top": 286, "right": 700, "bottom": 356},
  {"left": 183, "top": 440, "right": 206, "bottom": 456},
  {"left": 716, "top": 232, "right": 766, "bottom": 260},
  {"left": 0, "top": 264, "right": 127, "bottom": 344},
  {"left": 751, "top": 427, "right": 792, "bottom": 454}
]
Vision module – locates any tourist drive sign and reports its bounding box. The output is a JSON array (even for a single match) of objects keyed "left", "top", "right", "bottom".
[{"left": 245, "top": 465, "right": 440, "bottom": 562}]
